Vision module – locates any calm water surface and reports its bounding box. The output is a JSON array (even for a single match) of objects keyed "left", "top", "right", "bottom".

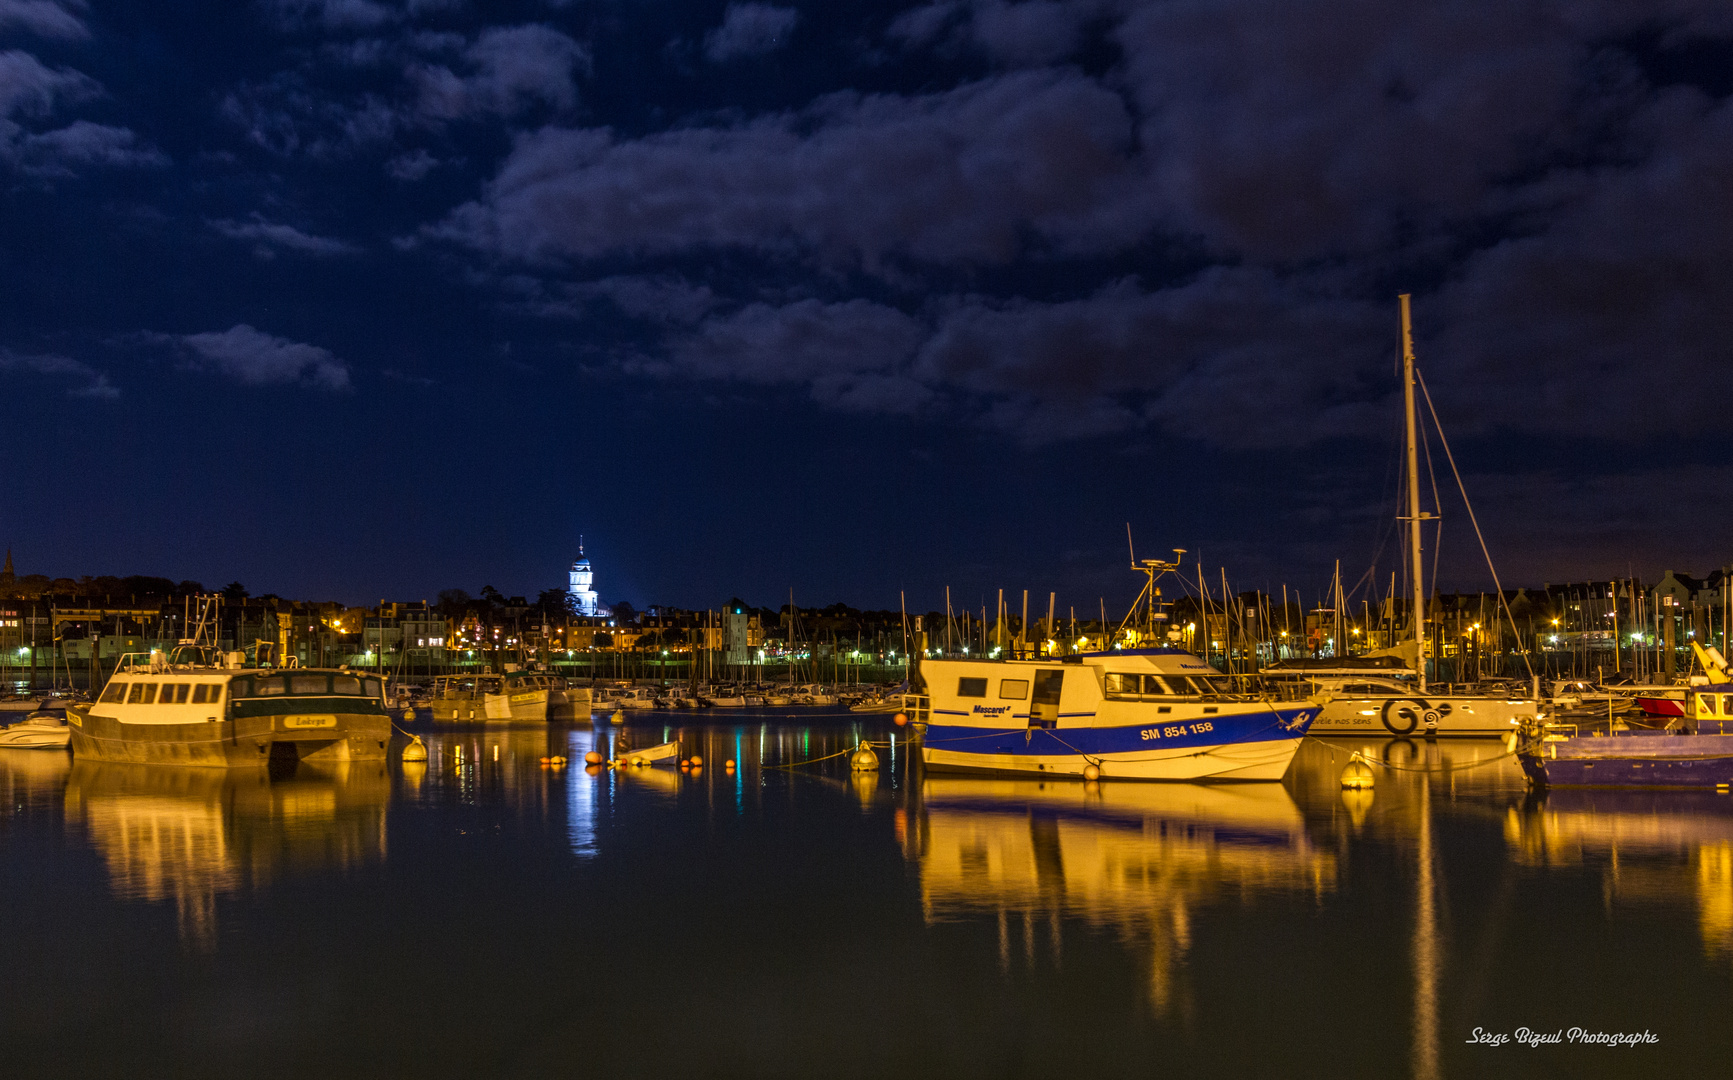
[{"left": 3, "top": 714, "right": 1730, "bottom": 1078}]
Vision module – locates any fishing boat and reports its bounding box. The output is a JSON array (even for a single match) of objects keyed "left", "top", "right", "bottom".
[
  {"left": 909, "top": 554, "right": 1317, "bottom": 782},
  {"left": 67, "top": 652, "right": 391, "bottom": 766},
  {"left": 0, "top": 712, "right": 71, "bottom": 749},
  {"left": 1308, "top": 295, "right": 1541, "bottom": 737}
]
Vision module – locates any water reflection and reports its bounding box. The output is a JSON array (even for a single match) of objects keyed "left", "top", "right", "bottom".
[
  {"left": 1507, "top": 789, "right": 1733, "bottom": 961},
  {"left": 909, "top": 779, "right": 1337, "bottom": 1013},
  {"left": 62, "top": 761, "right": 389, "bottom": 946},
  {"left": 0, "top": 747, "right": 72, "bottom": 816}
]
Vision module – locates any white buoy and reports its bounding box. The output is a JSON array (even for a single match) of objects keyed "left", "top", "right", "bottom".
[
  {"left": 401, "top": 736, "right": 428, "bottom": 762},
  {"left": 850, "top": 744, "right": 879, "bottom": 771},
  {"left": 1340, "top": 752, "right": 1375, "bottom": 789},
  {"left": 1082, "top": 763, "right": 1101, "bottom": 781}
]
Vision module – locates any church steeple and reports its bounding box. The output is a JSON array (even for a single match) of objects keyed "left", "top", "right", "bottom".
[
  {"left": 1, "top": 548, "right": 13, "bottom": 583},
  {"left": 568, "top": 538, "right": 598, "bottom": 616}
]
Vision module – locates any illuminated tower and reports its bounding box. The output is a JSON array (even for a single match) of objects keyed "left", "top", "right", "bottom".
[{"left": 568, "top": 538, "right": 598, "bottom": 617}]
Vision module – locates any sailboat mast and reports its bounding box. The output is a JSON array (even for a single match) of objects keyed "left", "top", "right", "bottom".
[{"left": 1400, "top": 293, "right": 1428, "bottom": 693}]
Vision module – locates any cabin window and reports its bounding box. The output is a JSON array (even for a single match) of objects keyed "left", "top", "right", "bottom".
[
  {"left": 255, "top": 677, "right": 286, "bottom": 696},
  {"left": 1705, "top": 696, "right": 1719, "bottom": 716},
  {"left": 191, "top": 684, "right": 209, "bottom": 703},
  {"left": 127, "top": 683, "right": 157, "bottom": 704},
  {"left": 1158, "top": 676, "right": 1196, "bottom": 695},
  {"left": 100, "top": 682, "right": 127, "bottom": 703},
  {"left": 333, "top": 676, "right": 363, "bottom": 695},
  {"left": 999, "top": 679, "right": 1029, "bottom": 700},
  {"left": 363, "top": 678, "right": 382, "bottom": 698},
  {"left": 159, "top": 684, "right": 189, "bottom": 704},
  {"left": 291, "top": 675, "right": 328, "bottom": 695},
  {"left": 957, "top": 677, "right": 988, "bottom": 698},
  {"left": 1343, "top": 683, "right": 1371, "bottom": 695}
]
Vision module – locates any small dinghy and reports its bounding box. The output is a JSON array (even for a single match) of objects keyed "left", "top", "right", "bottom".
[
  {"left": 0, "top": 712, "right": 72, "bottom": 749},
  {"left": 616, "top": 740, "right": 679, "bottom": 767}
]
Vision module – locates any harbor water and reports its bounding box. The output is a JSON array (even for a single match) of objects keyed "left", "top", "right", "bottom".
[{"left": 3, "top": 713, "right": 1728, "bottom": 1078}]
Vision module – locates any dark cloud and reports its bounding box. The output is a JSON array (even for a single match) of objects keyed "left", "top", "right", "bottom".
[
  {"left": 0, "top": 50, "right": 162, "bottom": 173},
  {"left": 385, "top": 146, "right": 436, "bottom": 178},
  {"left": 209, "top": 214, "right": 360, "bottom": 257},
  {"left": 704, "top": 4, "right": 800, "bottom": 62},
  {"left": 0, "top": 0, "right": 87, "bottom": 40},
  {"left": 268, "top": 0, "right": 398, "bottom": 33},
  {"left": 438, "top": 67, "right": 1144, "bottom": 267},
  {"left": 0, "top": 345, "right": 116, "bottom": 398},
  {"left": 435, "top": 0, "right": 1733, "bottom": 452},
  {"left": 0, "top": 49, "right": 98, "bottom": 117},
  {"left": 175, "top": 325, "right": 352, "bottom": 389},
  {"left": 411, "top": 24, "right": 589, "bottom": 119}
]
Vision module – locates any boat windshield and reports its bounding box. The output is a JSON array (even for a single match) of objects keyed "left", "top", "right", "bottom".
[{"left": 238, "top": 674, "right": 382, "bottom": 698}]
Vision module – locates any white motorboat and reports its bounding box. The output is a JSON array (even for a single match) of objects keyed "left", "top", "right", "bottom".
[
  {"left": 0, "top": 712, "right": 71, "bottom": 749},
  {"left": 614, "top": 739, "right": 680, "bottom": 767}
]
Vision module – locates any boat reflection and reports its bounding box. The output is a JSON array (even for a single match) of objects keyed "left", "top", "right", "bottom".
[
  {"left": 63, "top": 760, "right": 390, "bottom": 946},
  {"left": 910, "top": 779, "right": 1336, "bottom": 1012},
  {"left": 1506, "top": 789, "right": 1733, "bottom": 961},
  {"left": 0, "top": 745, "right": 71, "bottom": 815}
]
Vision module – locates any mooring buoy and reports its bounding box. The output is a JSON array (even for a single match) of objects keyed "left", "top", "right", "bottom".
[{"left": 1340, "top": 753, "right": 1375, "bottom": 790}]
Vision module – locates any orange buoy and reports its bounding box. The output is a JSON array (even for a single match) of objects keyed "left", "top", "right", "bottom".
[
  {"left": 689, "top": 755, "right": 702, "bottom": 767},
  {"left": 539, "top": 756, "right": 550, "bottom": 763},
  {"left": 584, "top": 751, "right": 603, "bottom": 765},
  {"left": 893, "top": 713, "right": 907, "bottom": 726},
  {"left": 679, "top": 758, "right": 690, "bottom": 767},
  {"left": 724, "top": 759, "right": 736, "bottom": 769}
]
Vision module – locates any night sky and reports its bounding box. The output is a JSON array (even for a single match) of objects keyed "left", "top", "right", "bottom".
[{"left": 2, "top": 1, "right": 1730, "bottom": 613}]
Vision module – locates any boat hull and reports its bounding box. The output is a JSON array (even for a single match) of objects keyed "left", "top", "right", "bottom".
[
  {"left": 1636, "top": 695, "right": 1687, "bottom": 718},
  {"left": 1520, "top": 734, "right": 1733, "bottom": 789},
  {"left": 920, "top": 707, "right": 1317, "bottom": 782},
  {"left": 1309, "top": 694, "right": 1538, "bottom": 736},
  {"left": 67, "top": 706, "right": 390, "bottom": 767}
]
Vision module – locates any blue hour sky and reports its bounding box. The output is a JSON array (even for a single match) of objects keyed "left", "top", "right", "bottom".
[{"left": 2, "top": 1, "right": 1731, "bottom": 612}]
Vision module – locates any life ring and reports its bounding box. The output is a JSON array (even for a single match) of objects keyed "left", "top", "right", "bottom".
[{"left": 1382, "top": 698, "right": 1425, "bottom": 736}]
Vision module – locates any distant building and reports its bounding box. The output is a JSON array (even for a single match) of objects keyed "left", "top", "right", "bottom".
[{"left": 568, "top": 538, "right": 600, "bottom": 617}]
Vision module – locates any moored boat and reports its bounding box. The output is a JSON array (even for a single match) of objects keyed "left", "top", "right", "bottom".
[
  {"left": 1517, "top": 684, "right": 1733, "bottom": 789},
  {"left": 429, "top": 672, "right": 576, "bottom": 723},
  {"left": 911, "top": 641, "right": 1316, "bottom": 782},
  {"left": 0, "top": 711, "right": 72, "bottom": 749},
  {"left": 1300, "top": 295, "right": 1541, "bottom": 736},
  {"left": 68, "top": 654, "right": 391, "bottom": 767}
]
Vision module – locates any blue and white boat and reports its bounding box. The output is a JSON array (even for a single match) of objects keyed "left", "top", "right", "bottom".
[{"left": 909, "top": 649, "right": 1318, "bottom": 782}]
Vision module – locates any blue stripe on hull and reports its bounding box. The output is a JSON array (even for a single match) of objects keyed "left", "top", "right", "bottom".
[{"left": 921, "top": 706, "right": 1317, "bottom": 758}]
